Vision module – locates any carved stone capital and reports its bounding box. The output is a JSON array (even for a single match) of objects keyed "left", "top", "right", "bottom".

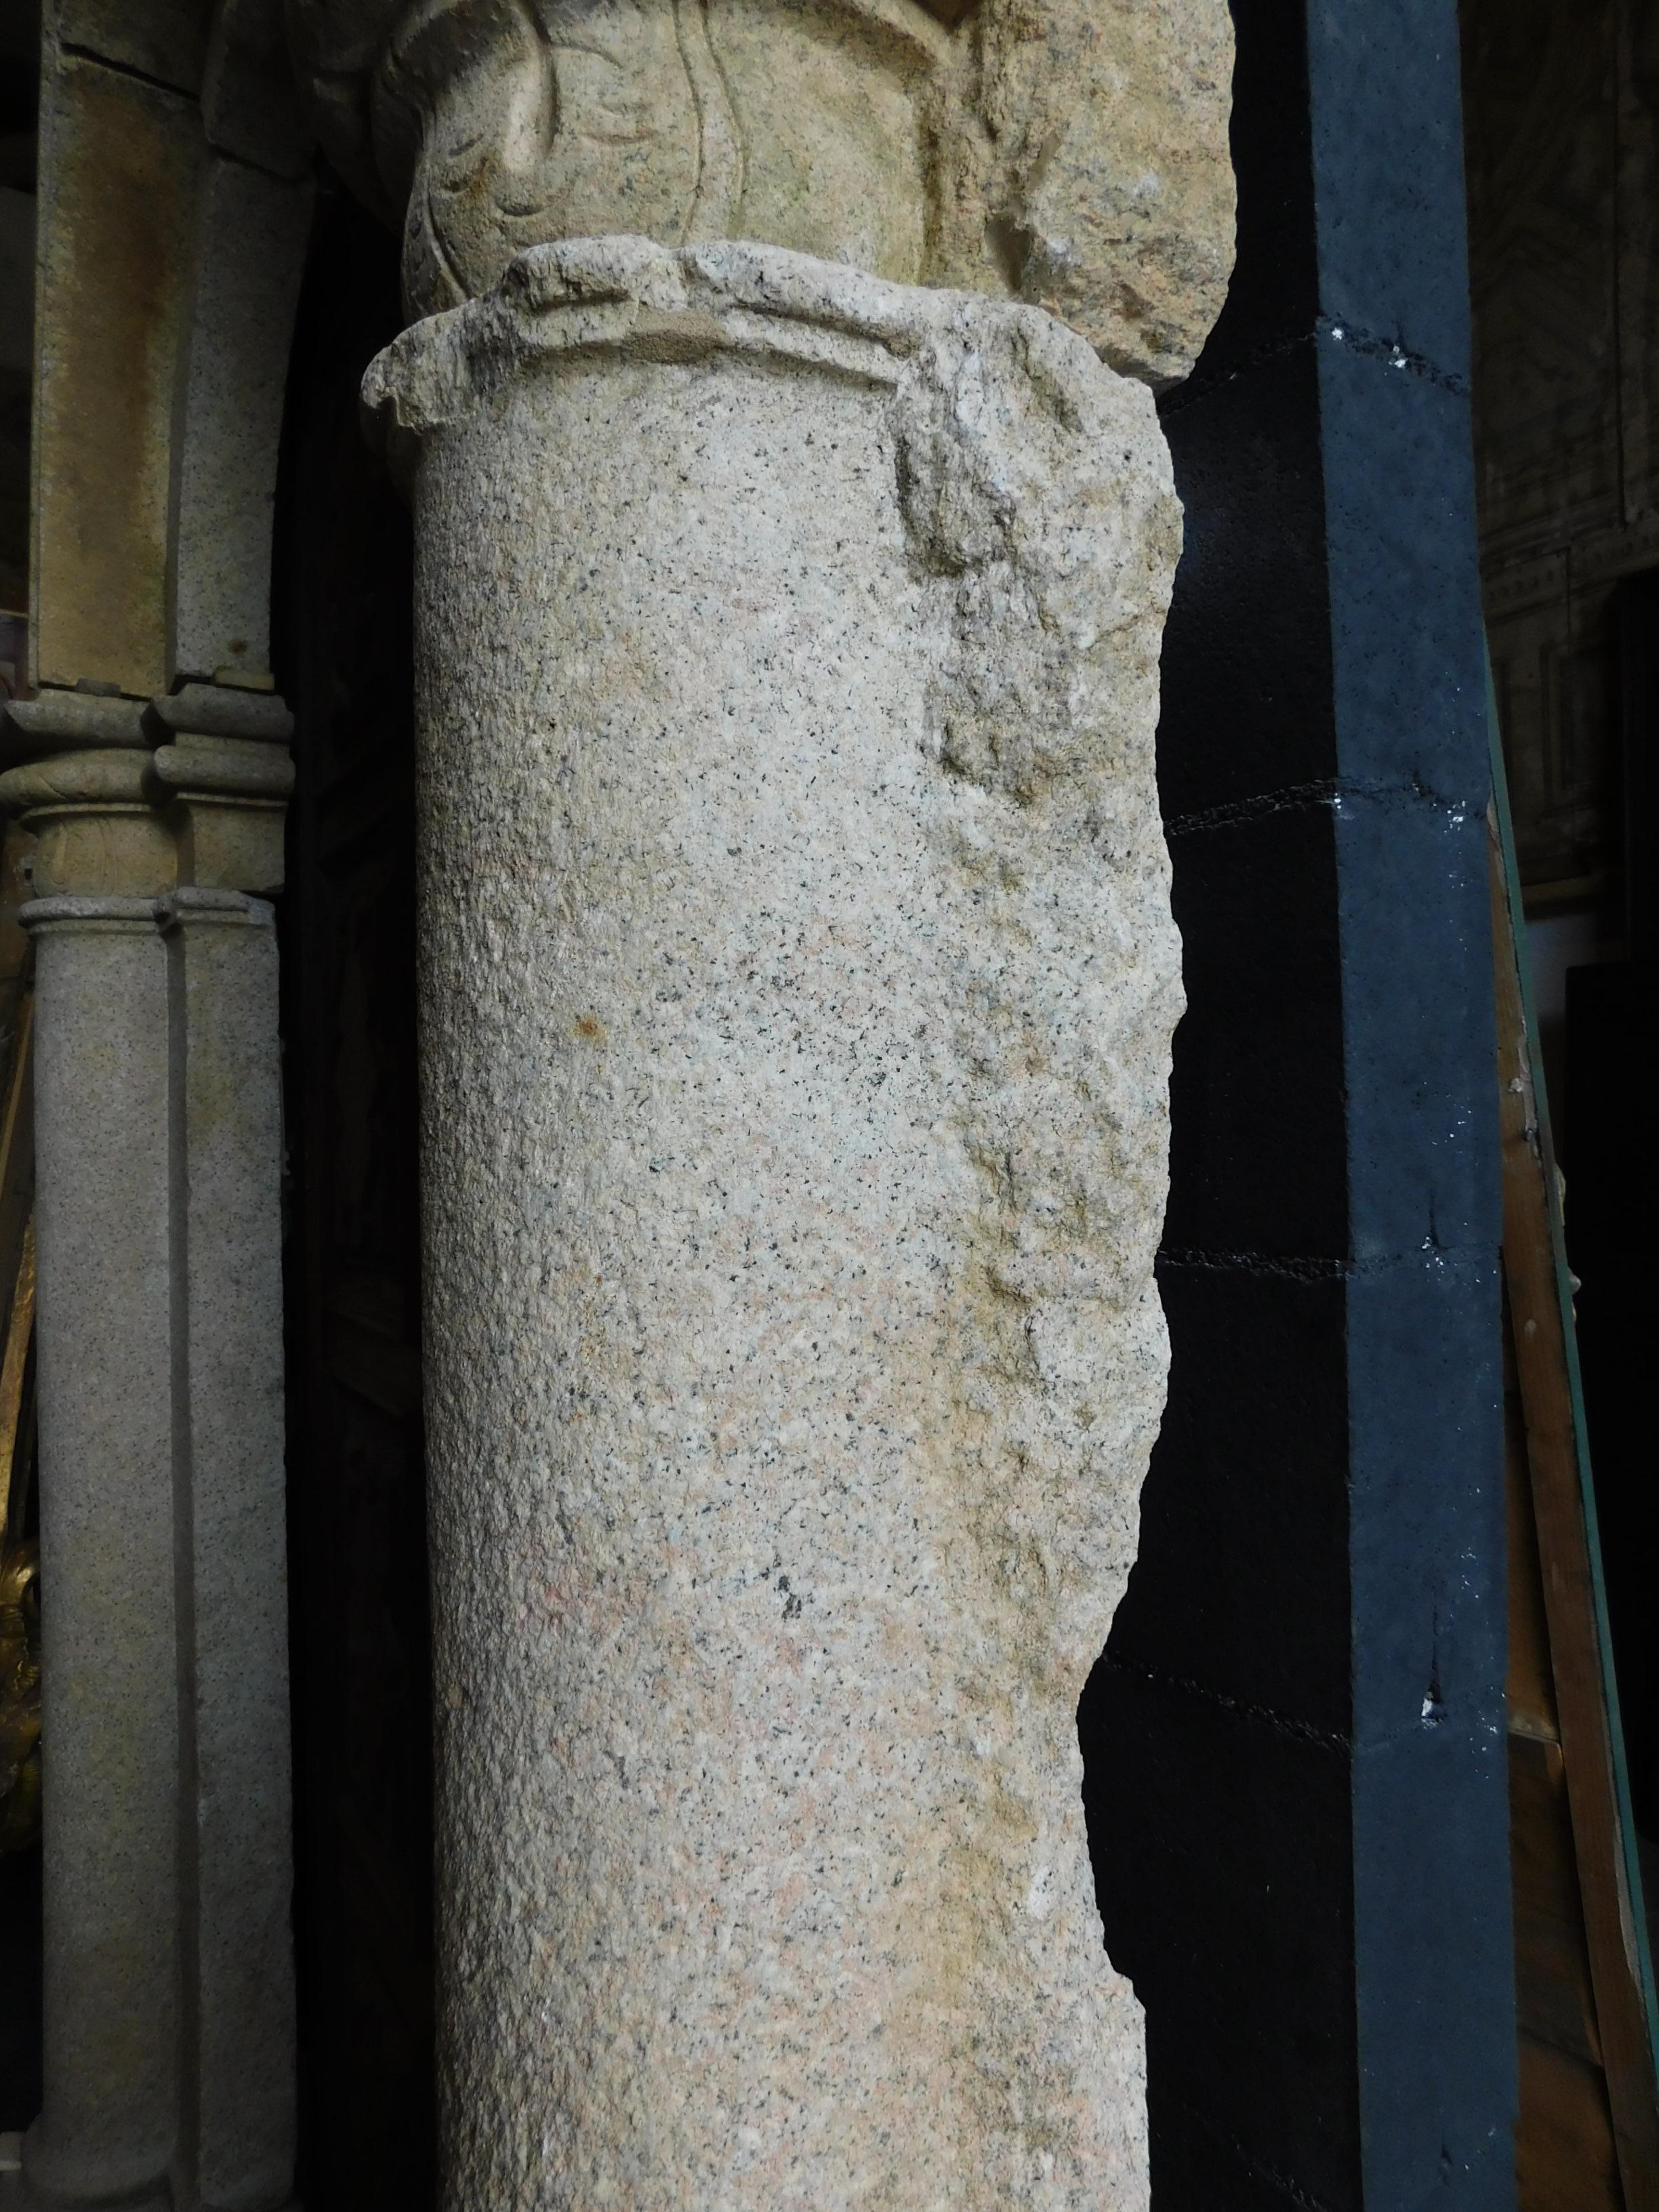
[
  {"left": 286, "top": 0, "right": 1235, "bottom": 385},
  {"left": 367, "top": 222, "right": 1186, "bottom": 2203},
  {"left": 0, "top": 683, "right": 294, "bottom": 899}
]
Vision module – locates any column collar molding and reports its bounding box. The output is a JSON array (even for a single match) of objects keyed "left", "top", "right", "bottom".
[
  {"left": 365, "top": 234, "right": 1113, "bottom": 466},
  {"left": 160, "top": 887, "right": 277, "bottom": 930},
  {"left": 18, "top": 894, "right": 167, "bottom": 933},
  {"left": 2, "top": 692, "right": 148, "bottom": 757},
  {"left": 0, "top": 683, "right": 295, "bottom": 901}
]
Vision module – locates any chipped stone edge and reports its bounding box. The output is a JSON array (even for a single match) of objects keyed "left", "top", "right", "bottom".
[{"left": 361, "top": 234, "right": 1123, "bottom": 470}]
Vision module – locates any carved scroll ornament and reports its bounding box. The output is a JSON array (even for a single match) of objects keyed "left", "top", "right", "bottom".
[{"left": 285, "top": 0, "right": 1235, "bottom": 386}]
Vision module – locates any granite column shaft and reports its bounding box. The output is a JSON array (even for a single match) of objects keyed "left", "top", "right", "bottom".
[
  {"left": 1, "top": 688, "right": 298, "bottom": 2212},
  {"left": 374, "top": 237, "right": 1185, "bottom": 2211}
]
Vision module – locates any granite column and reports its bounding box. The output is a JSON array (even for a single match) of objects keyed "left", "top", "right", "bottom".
[
  {"left": 286, "top": 0, "right": 1235, "bottom": 2193},
  {"left": 370, "top": 237, "right": 1184, "bottom": 2209}
]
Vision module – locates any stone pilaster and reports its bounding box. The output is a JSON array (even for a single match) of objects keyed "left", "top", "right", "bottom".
[
  {"left": 368, "top": 234, "right": 1183, "bottom": 2208},
  {"left": 0, "top": 683, "right": 296, "bottom": 2212},
  {"left": 13, "top": 5, "right": 315, "bottom": 2188}
]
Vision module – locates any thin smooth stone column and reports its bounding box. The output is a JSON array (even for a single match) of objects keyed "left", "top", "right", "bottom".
[
  {"left": 162, "top": 889, "right": 295, "bottom": 2212},
  {"left": 21, "top": 895, "right": 177, "bottom": 2212},
  {"left": 371, "top": 238, "right": 1183, "bottom": 2211}
]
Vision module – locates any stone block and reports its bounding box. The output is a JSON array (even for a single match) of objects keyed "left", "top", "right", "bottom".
[
  {"left": 48, "top": 0, "right": 213, "bottom": 97},
  {"left": 168, "top": 795, "right": 286, "bottom": 895},
  {"left": 31, "top": 50, "right": 203, "bottom": 696},
  {"left": 288, "top": 0, "right": 1235, "bottom": 384},
  {"left": 161, "top": 890, "right": 295, "bottom": 2212},
  {"left": 172, "top": 159, "right": 313, "bottom": 687},
  {"left": 21, "top": 895, "right": 178, "bottom": 2212}
]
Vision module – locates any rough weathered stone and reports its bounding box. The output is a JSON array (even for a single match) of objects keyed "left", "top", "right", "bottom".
[
  {"left": 163, "top": 889, "right": 295, "bottom": 2212},
  {"left": 3, "top": 686, "right": 298, "bottom": 2212},
  {"left": 289, "top": 1, "right": 1233, "bottom": 2192},
  {"left": 16, "top": 11, "right": 314, "bottom": 2200},
  {"left": 367, "top": 237, "right": 1183, "bottom": 2209},
  {"left": 12, "top": 879, "right": 298, "bottom": 2212},
  {"left": 0, "top": 747, "right": 178, "bottom": 901},
  {"left": 31, "top": 21, "right": 316, "bottom": 703},
  {"left": 931, "top": 0, "right": 1240, "bottom": 386},
  {"left": 289, "top": 0, "right": 1234, "bottom": 383},
  {"left": 0, "top": 687, "right": 295, "bottom": 899},
  {"left": 148, "top": 680, "right": 295, "bottom": 895}
]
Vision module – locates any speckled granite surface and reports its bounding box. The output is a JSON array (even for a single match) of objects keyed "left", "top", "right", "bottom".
[{"left": 371, "top": 241, "right": 1183, "bottom": 2209}]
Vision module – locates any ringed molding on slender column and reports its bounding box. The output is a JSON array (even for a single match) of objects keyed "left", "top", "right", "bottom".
[{"left": 285, "top": 3, "right": 1234, "bottom": 2204}]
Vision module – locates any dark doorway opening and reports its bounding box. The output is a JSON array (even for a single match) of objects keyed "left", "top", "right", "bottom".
[{"left": 274, "top": 179, "right": 435, "bottom": 2212}]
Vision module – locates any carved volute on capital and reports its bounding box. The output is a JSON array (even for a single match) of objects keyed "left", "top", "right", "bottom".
[{"left": 285, "top": 0, "right": 1235, "bottom": 386}]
